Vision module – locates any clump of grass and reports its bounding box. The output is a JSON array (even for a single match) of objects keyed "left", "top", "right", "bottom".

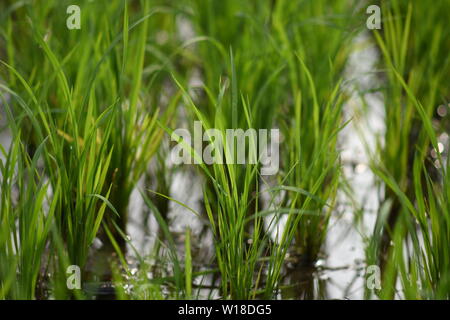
[
  {"left": 366, "top": 0, "right": 450, "bottom": 299},
  {"left": 1, "top": 0, "right": 178, "bottom": 263},
  {"left": 368, "top": 0, "right": 450, "bottom": 273},
  {"left": 272, "top": 0, "right": 357, "bottom": 264},
  {"left": 0, "top": 128, "right": 59, "bottom": 299},
  {"left": 1, "top": 0, "right": 450, "bottom": 301},
  {"left": 370, "top": 73, "right": 450, "bottom": 299},
  {"left": 163, "top": 69, "right": 265, "bottom": 299}
]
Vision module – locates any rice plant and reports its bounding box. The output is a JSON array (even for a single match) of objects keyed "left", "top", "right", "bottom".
[
  {"left": 0, "top": 0, "right": 449, "bottom": 301},
  {"left": 368, "top": 0, "right": 450, "bottom": 275},
  {"left": 272, "top": 0, "right": 358, "bottom": 264},
  {"left": 369, "top": 74, "right": 450, "bottom": 299}
]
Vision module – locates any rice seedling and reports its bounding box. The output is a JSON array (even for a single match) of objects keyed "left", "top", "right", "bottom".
[
  {"left": 159, "top": 1, "right": 290, "bottom": 298},
  {"left": 0, "top": 116, "right": 60, "bottom": 299},
  {"left": 271, "top": 0, "right": 358, "bottom": 264},
  {"left": 0, "top": 0, "right": 449, "bottom": 302},
  {"left": 369, "top": 73, "right": 450, "bottom": 299},
  {"left": 367, "top": 0, "right": 450, "bottom": 275},
  {"left": 1, "top": 0, "right": 178, "bottom": 265},
  {"left": 160, "top": 69, "right": 263, "bottom": 299},
  {"left": 362, "top": 0, "right": 450, "bottom": 299}
]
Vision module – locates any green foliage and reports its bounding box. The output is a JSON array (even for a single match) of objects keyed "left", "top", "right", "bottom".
[{"left": 0, "top": 0, "right": 449, "bottom": 301}]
